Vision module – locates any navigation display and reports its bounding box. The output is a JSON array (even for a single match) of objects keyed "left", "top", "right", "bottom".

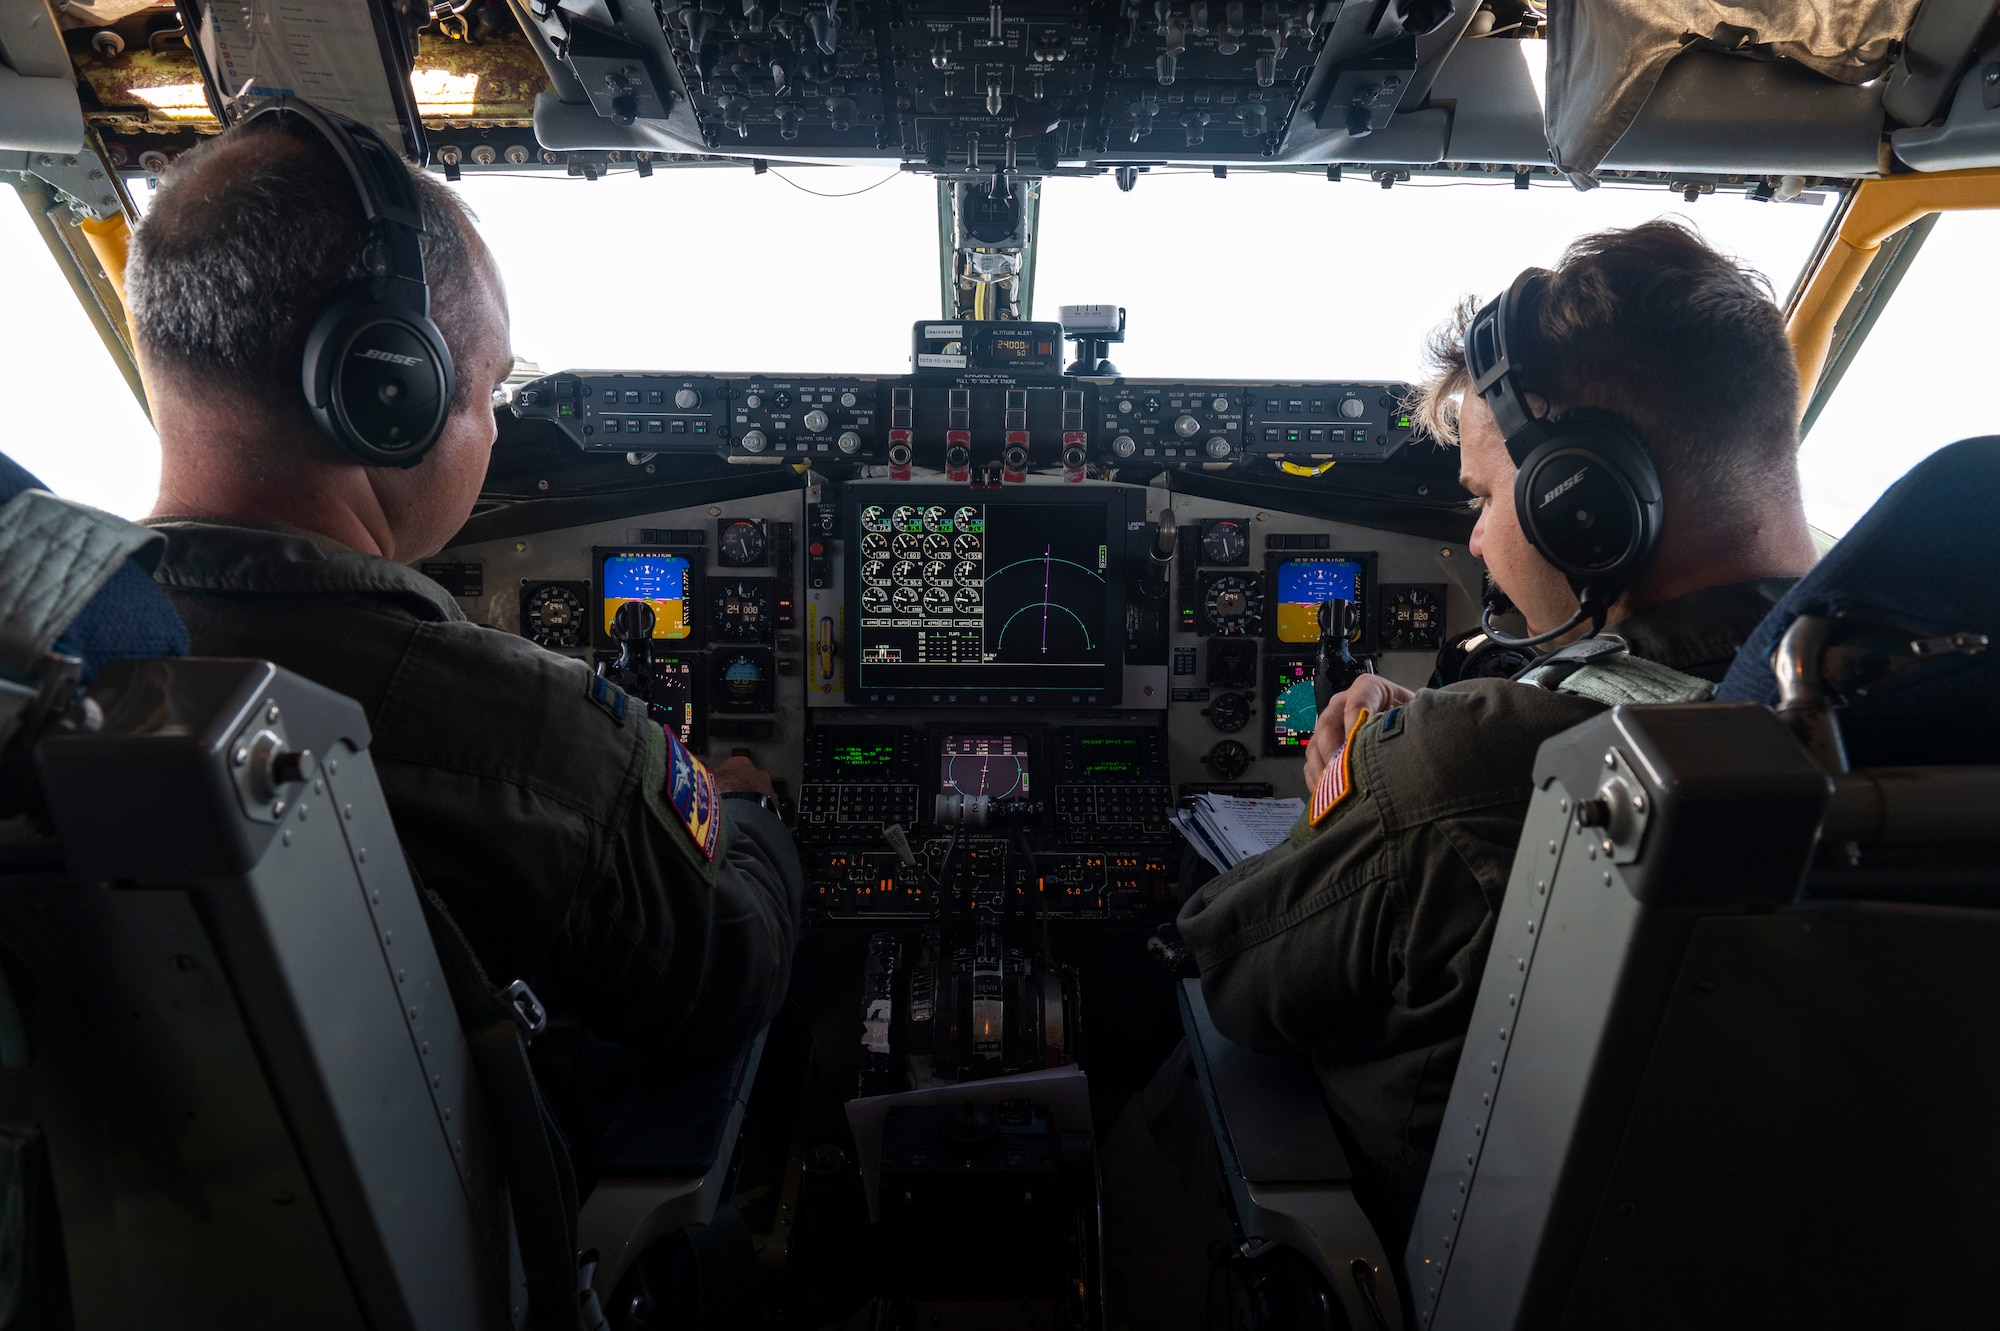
[
  {"left": 939, "top": 734, "right": 1032, "bottom": 800},
  {"left": 1267, "top": 657, "right": 1318, "bottom": 751},
  {"left": 1272, "top": 555, "right": 1372, "bottom": 645},
  {"left": 847, "top": 489, "right": 1125, "bottom": 703},
  {"left": 598, "top": 550, "right": 696, "bottom": 642}
]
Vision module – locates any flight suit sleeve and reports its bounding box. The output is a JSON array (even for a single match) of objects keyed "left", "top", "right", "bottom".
[
  {"left": 1177, "top": 682, "right": 1595, "bottom": 1066},
  {"left": 572, "top": 717, "right": 806, "bottom": 1059}
]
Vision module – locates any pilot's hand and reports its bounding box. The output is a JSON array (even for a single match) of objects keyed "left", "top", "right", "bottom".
[
  {"left": 1302, "top": 674, "right": 1415, "bottom": 793},
  {"left": 714, "top": 754, "right": 778, "bottom": 804}
]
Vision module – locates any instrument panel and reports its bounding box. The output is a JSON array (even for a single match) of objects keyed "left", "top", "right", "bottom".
[{"left": 432, "top": 471, "right": 1481, "bottom": 925}]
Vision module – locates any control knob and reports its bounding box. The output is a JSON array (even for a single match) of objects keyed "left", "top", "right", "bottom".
[
  {"left": 741, "top": 429, "right": 768, "bottom": 453},
  {"left": 1174, "top": 414, "right": 1202, "bottom": 438},
  {"left": 836, "top": 430, "right": 862, "bottom": 454},
  {"left": 840, "top": 391, "right": 859, "bottom": 408},
  {"left": 674, "top": 387, "right": 701, "bottom": 410},
  {"left": 1205, "top": 437, "right": 1231, "bottom": 459},
  {"left": 1211, "top": 396, "right": 1230, "bottom": 413},
  {"left": 745, "top": 393, "right": 762, "bottom": 409},
  {"left": 1111, "top": 434, "right": 1137, "bottom": 458},
  {"left": 803, "top": 408, "right": 830, "bottom": 432},
  {"left": 1339, "top": 397, "right": 1366, "bottom": 419}
]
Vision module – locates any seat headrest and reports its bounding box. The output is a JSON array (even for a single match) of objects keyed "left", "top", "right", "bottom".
[
  {"left": 1716, "top": 437, "right": 2000, "bottom": 765},
  {"left": 0, "top": 454, "right": 187, "bottom": 679}
]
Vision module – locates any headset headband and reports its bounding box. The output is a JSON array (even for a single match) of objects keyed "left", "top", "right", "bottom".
[
  {"left": 236, "top": 98, "right": 431, "bottom": 319},
  {"left": 1465, "top": 267, "right": 1547, "bottom": 459}
]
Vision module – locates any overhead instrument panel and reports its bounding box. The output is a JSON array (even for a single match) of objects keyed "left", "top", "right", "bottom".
[
  {"left": 510, "top": 367, "right": 1418, "bottom": 470},
  {"left": 846, "top": 487, "right": 1137, "bottom": 706}
]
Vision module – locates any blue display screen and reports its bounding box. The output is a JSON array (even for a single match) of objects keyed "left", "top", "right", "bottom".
[
  {"left": 602, "top": 553, "right": 692, "bottom": 639},
  {"left": 1275, "top": 558, "right": 1365, "bottom": 644}
]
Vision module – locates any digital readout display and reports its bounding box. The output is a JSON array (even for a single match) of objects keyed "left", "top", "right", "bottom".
[
  {"left": 831, "top": 739, "right": 897, "bottom": 782},
  {"left": 1076, "top": 735, "right": 1142, "bottom": 780}
]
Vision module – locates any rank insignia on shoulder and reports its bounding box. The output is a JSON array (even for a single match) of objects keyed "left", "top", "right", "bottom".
[
  {"left": 1310, "top": 706, "right": 1371, "bottom": 825},
  {"left": 1379, "top": 706, "right": 1406, "bottom": 740},
  {"left": 587, "top": 673, "right": 628, "bottom": 725},
  {"left": 662, "top": 726, "right": 722, "bottom": 862}
]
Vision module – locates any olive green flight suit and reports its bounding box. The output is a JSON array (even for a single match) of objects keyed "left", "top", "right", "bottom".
[
  {"left": 148, "top": 518, "right": 803, "bottom": 1061},
  {"left": 1176, "top": 578, "right": 1794, "bottom": 1229}
]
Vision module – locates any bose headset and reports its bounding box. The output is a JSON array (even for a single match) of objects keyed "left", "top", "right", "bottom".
[
  {"left": 1463, "top": 267, "right": 1663, "bottom": 649},
  {"left": 236, "top": 98, "right": 455, "bottom": 468}
]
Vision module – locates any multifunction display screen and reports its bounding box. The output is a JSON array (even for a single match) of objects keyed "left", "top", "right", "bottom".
[
  {"left": 1273, "top": 557, "right": 1368, "bottom": 645},
  {"left": 847, "top": 490, "right": 1122, "bottom": 702},
  {"left": 1267, "top": 657, "right": 1318, "bottom": 751},
  {"left": 1074, "top": 733, "right": 1142, "bottom": 780},
  {"left": 938, "top": 734, "right": 1032, "bottom": 800},
  {"left": 601, "top": 552, "right": 694, "bottom": 640},
  {"left": 830, "top": 736, "right": 898, "bottom": 782}
]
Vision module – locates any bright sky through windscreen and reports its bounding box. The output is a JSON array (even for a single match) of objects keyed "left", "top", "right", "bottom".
[{"left": 0, "top": 165, "right": 1984, "bottom": 537}]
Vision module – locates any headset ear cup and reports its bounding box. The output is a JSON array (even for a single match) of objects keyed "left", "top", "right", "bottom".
[
  {"left": 1509, "top": 408, "right": 1663, "bottom": 590},
  {"left": 302, "top": 296, "right": 455, "bottom": 469}
]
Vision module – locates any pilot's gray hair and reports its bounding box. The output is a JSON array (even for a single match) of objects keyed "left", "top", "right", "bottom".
[
  {"left": 128, "top": 115, "right": 486, "bottom": 416},
  {"left": 1410, "top": 219, "right": 1803, "bottom": 519}
]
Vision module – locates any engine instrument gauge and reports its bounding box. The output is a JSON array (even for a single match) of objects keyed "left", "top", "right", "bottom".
[
  {"left": 953, "top": 505, "right": 980, "bottom": 531},
  {"left": 923, "top": 533, "right": 954, "bottom": 558},
  {"left": 862, "top": 559, "right": 893, "bottom": 586},
  {"left": 954, "top": 533, "right": 983, "bottom": 558},
  {"left": 862, "top": 586, "right": 890, "bottom": 613},
  {"left": 954, "top": 585, "right": 981, "bottom": 612},
  {"left": 892, "top": 586, "right": 921, "bottom": 612},
  {"left": 924, "top": 559, "right": 953, "bottom": 582},
  {"left": 922, "top": 585, "right": 952, "bottom": 612},
  {"left": 710, "top": 578, "right": 774, "bottom": 642},
  {"left": 860, "top": 504, "right": 892, "bottom": 533},
  {"left": 1199, "top": 572, "right": 1265, "bottom": 636},
  {"left": 891, "top": 505, "right": 921, "bottom": 532},
  {"left": 892, "top": 533, "right": 924, "bottom": 559},
  {"left": 520, "top": 581, "right": 589, "bottom": 648},
  {"left": 717, "top": 519, "right": 767, "bottom": 567},
  {"left": 860, "top": 532, "right": 890, "bottom": 558},
  {"left": 954, "top": 560, "right": 981, "bottom": 582},
  {"left": 1199, "top": 518, "right": 1250, "bottom": 566},
  {"left": 892, "top": 559, "right": 922, "bottom": 582},
  {"left": 920, "top": 504, "right": 949, "bottom": 530}
]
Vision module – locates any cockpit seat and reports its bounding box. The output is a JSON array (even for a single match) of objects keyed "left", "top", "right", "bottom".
[
  {"left": 1716, "top": 435, "right": 2000, "bottom": 765},
  {"left": 1183, "top": 438, "right": 2000, "bottom": 1330},
  {"left": 0, "top": 463, "right": 768, "bottom": 1328}
]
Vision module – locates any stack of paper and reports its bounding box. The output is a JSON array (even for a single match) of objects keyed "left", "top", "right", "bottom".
[{"left": 1175, "top": 794, "right": 1304, "bottom": 872}]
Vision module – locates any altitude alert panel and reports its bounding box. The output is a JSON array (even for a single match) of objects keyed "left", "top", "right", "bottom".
[{"left": 845, "top": 486, "right": 1133, "bottom": 706}]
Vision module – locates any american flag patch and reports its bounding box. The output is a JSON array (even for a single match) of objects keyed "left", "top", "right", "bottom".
[{"left": 1309, "top": 707, "right": 1372, "bottom": 825}]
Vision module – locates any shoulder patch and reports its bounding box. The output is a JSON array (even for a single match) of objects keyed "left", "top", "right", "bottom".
[
  {"left": 587, "top": 672, "right": 628, "bottom": 724},
  {"left": 662, "top": 725, "right": 722, "bottom": 862},
  {"left": 1309, "top": 706, "right": 1372, "bottom": 825}
]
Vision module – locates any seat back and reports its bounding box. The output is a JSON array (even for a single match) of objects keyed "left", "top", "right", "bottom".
[
  {"left": 1405, "top": 700, "right": 2000, "bottom": 1328},
  {"left": 4, "top": 657, "right": 516, "bottom": 1330}
]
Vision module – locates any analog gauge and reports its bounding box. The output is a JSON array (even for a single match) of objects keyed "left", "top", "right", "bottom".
[
  {"left": 892, "top": 533, "right": 924, "bottom": 559},
  {"left": 1201, "top": 573, "right": 1265, "bottom": 636},
  {"left": 520, "top": 582, "right": 587, "bottom": 648},
  {"left": 709, "top": 579, "right": 772, "bottom": 641},
  {"left": 860, "top": 531, "right": 890, "bottom": 558},
  {"left": 1204, "top": 740, "right": 1252, "bottom": 779},
  {"left": 954, "top": 560, "right": 981, "bottom": 583},
  {"left": 954, "top": 585, "right": 982, "bottom": 612},
  {"left": 924, "top": 533, "right": 954, "bottom": 559},
  {"left": 953, "top": 505, "right": 980, "bottom": 531},
  {"left": 920, "top": 504, "right": 949, "bottom": 530},
  {"left": 1200, "top": 519, "right": 1249, "bottom": 566},
  {"left": 862, "top": 559, "right": 893, "bottom": 586},
  {"left": 924, "top": 559, "right": 953, "bottom": 583},
  {"left": 891, "top": 505, "right": 921, "bottom": 532},
  {"left": 861, "top": 586, "right": 890, "bottom": 613},
  {"left": 1382, "top": 585, "right": 1446, "bottom": 651},
  {"left": 709, "top": 649, "right": 774, "bottom": 711},
  {"left": 718, "top": 519, "right": 766, "bottom": 567},
  {"left": 861, "top": 504, "right": 892, "bottom": 533},
  {"left": 1206, "top": 691, "right": 1252, "bottom": 733},
  {"left": 954, "top": 533, "right": 983, "bottom": 558},
  {"left": 892, "top": 558, "right": 922, "bottom": 582},
  {"left": 922, "top": 585, "right": 952, "bottom": 612},
  {"left": 891, "top": 586, "right": 922, "bottom": 612}
]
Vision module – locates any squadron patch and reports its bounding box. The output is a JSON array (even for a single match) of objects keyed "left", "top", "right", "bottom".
[
  {"left": 1309, "top": 706, "right": 1372, "bottom": 825},
  {"left": 662, "top": 725, "right": 722, "bottom": 862}
]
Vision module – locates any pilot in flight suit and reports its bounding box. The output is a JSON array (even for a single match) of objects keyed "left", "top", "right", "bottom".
[
  {"left": 1105, "top": 221, "right": 1819, "bottom": 1329},
  {"left": 122, "top": 106, "right": 803, "bottom": 1161}
]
